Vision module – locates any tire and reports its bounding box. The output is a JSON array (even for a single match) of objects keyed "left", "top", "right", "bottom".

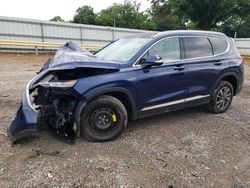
[
  {"left": 206, "top": 81, "right": 234, "bottom": 114},
  {"left": 80, "top": 95, "right": 128, "bottom": 141}
]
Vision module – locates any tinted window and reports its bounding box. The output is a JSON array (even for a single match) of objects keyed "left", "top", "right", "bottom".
[
  {"left": 210, "top": 38, "right": 228, "bottom": 55},
  {"left": 183, "top": 37, "right": 213, "bottom": 59},
  {"left": 147, "top": 37, "right": 180, "bottom": 62}
]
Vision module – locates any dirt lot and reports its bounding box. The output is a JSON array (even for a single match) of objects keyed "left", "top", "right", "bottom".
[{"left": 0, "top": 53, "right": 250, "bottom": 188}]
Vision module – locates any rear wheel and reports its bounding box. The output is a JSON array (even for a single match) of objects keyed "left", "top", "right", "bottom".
[
  {"left": 206, "top": 81, "right": 234, "bottom": 113},
  {"left": 80, "top": 95, "right": 128, "bottom": 141}
]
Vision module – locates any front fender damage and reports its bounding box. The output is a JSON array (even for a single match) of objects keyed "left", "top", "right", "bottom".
[
  {"left": 7, "top": 66, "right": 117, "bottom": 144},
  {"left": 7, "top": 42, "right": 121, "bottom": 144}
]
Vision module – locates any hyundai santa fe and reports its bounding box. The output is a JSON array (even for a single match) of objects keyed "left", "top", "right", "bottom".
[{"left": 8, "top": 30, "right": 244, "bottom": 143}]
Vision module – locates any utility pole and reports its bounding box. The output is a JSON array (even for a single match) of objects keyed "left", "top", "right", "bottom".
[
  {"left": 112, "top": 8, "right": 116, "bottom": 41},
  {"left": 112, "top": 18, "right": 116, "bottom": 41},
  {"left": 234, "top": 32, "right": 237, "bottom": 39}
]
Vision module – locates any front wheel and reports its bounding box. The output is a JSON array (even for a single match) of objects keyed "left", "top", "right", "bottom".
[
  {"left": 206, "top": 81, "right": 234, "bottom": 114},
  {"left": 80, "top": 95, "right": 128, "bottom": 141}
]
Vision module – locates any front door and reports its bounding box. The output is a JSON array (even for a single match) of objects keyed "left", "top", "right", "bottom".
[{"left": 135, "top": 37, "right": 188, "bottom": 117}]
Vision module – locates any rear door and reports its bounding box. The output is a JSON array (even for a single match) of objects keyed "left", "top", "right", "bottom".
[
  {"left": 182, "top": 36, "right": 230, "bottom": 106},
  {"left": 136, "top": 37, "right": 189, "bottom": 117}
]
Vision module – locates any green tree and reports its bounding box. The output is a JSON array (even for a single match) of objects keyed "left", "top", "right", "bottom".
[
  {"left": 150, "top": 0, "right": 187, "bottom": 31},
  {"left": 73, "top": 5, "right": 97, "bottom": 24},
  {"left": 220, "top": 0, "right": 250, "bottom": 37},
  {"left": 50, "top": 16, "right": 65, "bottom": 22},
  {"left": 97, "top": 1, "right": 156, "bottom": 30},
  {"left": 150, "top": 0, "right": 250, "bottom": 37},
  {"left": 178, "top": 0, "right": 235, "bottom": 30}
]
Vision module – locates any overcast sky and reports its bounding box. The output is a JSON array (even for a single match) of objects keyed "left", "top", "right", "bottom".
[{"left": 0, "top": 0, "right": 151, "bottom": 21}]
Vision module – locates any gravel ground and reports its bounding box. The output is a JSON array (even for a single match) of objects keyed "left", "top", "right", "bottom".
[{"left": 0, "top": 53, "right": 250, "bottom": 188}]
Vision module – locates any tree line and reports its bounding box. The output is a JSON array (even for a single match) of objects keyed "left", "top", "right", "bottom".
[{"left": 50, "top": 0, "right": 250, "bottom": 38}]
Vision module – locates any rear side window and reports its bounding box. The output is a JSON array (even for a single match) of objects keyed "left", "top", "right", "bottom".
[
  {"left": 183, "top": 37, "right": 213, "bottom": 59},
  {"left": 209, "top": 38, "right": 228, "bottom": 55}
]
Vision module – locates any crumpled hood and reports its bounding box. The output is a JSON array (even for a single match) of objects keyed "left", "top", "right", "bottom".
[
  {"left": 39, "top": 42, "right": 122, "bottom": 73},
  {"left": 52, "top": 42, "right": 123, "bottom": 70}
]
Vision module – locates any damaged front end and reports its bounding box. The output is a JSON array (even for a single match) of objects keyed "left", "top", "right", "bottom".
[
  {"left": 8, "top": 70, "right": 82, "bottom": 144},
  {"left": 8, "top": 42, "right": 120, "bottom": 144}
]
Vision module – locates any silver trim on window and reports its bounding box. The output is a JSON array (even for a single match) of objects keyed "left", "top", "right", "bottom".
[{"left": 133, "top": 36, "right": 230, "bottom": 67}]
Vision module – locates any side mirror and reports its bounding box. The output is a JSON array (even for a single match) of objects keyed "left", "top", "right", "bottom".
[{"left": 142, "top": 55, "right": 163, "bottom": 69}]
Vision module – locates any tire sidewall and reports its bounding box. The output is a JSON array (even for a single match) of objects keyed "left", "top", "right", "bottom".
[{"left": 80, "top": 96, "right": 128, "bottom": 141}]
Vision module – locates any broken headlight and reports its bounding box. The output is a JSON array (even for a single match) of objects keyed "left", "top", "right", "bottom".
[{"left": 39, "top": 80, "right": 77, "bottom": 88}]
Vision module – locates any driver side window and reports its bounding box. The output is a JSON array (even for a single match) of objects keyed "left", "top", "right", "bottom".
[{"left": 140, "top": 37, "right": 180, "bottom": 64}]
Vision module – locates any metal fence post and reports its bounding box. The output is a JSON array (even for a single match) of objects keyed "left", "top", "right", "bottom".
[
  {"left": 35, "top": 46, "right": 38, "bottom": 55},
  {"left": 80, "top": 26, "right": 83, "bottom": 45},
  {"left": 40, "top": 22, "right": 45, "bottom": 53}
]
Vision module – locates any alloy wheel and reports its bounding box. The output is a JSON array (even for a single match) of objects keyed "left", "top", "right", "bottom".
[{"left": 216, "top": 86, "right": 232, "bottom": 111}]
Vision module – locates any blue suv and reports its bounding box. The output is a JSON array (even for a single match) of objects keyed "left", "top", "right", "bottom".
[{"left": 8, "top": 30, "right": 244, "bottom": 143}]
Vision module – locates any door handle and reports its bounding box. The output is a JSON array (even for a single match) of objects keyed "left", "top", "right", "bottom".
[
  {"left": 174, "top": 66, "right": 185, "bottom": 71},
  {"left": 214, "top": 62, "right": 222, "bottom": 66}
]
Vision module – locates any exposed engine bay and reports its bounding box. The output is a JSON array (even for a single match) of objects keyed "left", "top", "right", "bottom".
[{"left": 33, "top": 87, "right": 78, "bottom": 142}]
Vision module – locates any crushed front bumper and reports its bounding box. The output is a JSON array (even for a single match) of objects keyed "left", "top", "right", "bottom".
[
  {"left": 8, "top": 76, "right": 40, "bottom": 144},
  {"left": 7, "top": 72, "right": 84, "bottom": 144}
]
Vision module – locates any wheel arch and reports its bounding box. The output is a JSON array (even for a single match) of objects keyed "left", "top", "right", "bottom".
[
  {"left": 214, "top": 72, "right": 239, "bottom": 96},
  {"left": 85, "top": 87, "right": 137, "bottom": 120}
]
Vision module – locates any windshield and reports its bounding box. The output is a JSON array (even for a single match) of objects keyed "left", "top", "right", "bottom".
[{"left": 95, "top": 37, "right": 151, "bottom": 62}]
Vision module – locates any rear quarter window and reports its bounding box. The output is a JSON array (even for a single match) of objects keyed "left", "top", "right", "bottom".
[
  {"left": 209, "top": 38, "right": 228, "bottom": 55},
  {"left": 183, "top": 37, "right": 213, "bottom": 59}
]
